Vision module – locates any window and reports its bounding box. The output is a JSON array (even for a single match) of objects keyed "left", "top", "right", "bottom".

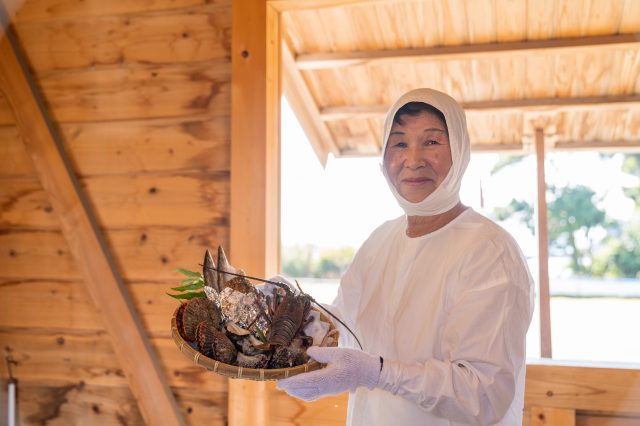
[{"left": 281, "top": 101, "right": 640, "bottom": 364}]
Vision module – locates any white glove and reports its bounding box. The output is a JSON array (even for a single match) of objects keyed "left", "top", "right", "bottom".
[{"left": 276, "top": 346, "right": 381, "bottom": 401}]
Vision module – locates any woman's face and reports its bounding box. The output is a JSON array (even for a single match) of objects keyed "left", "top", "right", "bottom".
[{"left": 383, "top": 111, "right": 452, "bottom": 203}]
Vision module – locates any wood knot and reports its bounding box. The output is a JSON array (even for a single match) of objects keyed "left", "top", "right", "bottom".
[
  {"left": 56, "top": 337, "right": 65, "bottom": 346},
  {"left": 241, "top": 50, "right": 249, "bottom": 58},
  {"left": 546, "top": 390, "right": 554, "bottom": 397},
  {"left": 148, "top": 187, "right": 158, "bottom": 194}
]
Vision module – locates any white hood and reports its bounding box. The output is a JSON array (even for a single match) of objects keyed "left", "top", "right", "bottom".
[{"left": 381, "top": 88, "right": 471, "bottom": 216}]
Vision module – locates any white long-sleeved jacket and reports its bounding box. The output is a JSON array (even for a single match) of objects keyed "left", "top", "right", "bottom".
[{"left": 331, "top": 208, "right": 534, "bottom": 425}]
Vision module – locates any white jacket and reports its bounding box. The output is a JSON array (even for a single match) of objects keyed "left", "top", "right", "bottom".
[{"left": 331, "top": 208, "right": 534, "bottom": 425}]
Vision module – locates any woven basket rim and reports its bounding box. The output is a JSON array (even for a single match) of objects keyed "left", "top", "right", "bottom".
[{"left": 171, "top": 304, "right": 338, "bottom": 381}]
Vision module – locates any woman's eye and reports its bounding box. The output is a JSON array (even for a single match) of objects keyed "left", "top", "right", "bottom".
[
  {"left": 425, "top": 139, "right": 439, "bottom": 145},
  {"left": 391, "top": 141, "right": 406, "bottom": 148}
]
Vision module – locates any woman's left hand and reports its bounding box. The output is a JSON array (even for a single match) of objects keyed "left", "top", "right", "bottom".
[{"left": 276, "top": 347, "right": 381, "bottom": 401}]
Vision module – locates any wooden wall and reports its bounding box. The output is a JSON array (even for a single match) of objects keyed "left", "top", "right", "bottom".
[{"left": 0, "top": 0, "right": 231, "bottom": 424}]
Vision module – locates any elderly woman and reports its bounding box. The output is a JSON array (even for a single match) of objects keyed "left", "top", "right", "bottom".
[{"left": 277, "top": 88, "right": 534, "bottom": 425}]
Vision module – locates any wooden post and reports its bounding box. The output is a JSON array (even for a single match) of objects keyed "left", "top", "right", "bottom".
[
  {"left": 230, "top": 0, "right": 281, "bottom": 424},
  {"left": 0, "top": 12, "right": 184, "bottom": 426},
  {"left": 535, "top": 128, "right": 552, "bottom": 358}
]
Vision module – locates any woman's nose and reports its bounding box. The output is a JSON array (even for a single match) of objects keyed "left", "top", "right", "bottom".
[{"left": 404, "top": 146, "right": 425, "bottom": 169}]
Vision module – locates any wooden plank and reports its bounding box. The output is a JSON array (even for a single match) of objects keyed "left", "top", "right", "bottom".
[
  {"left": 108, "top": 227, "right": 229, "bottom": 281},
  {"left": 174, "top": 387, "right": 227, "bottom": 426},
  {"left": 268, "top": 0, "right": 384, "bottom": 12},
  {"left": 16, "top": 381, "right": 146, "bottom": 425},
  {"left": 271, "top": 389, "right": 347, "bottom": 425},
  {"left": 0, "top": 279, "right": 182, "bottom": 335},
  {"left": 0, "top": 26, "right": 184, "bottom": 426},
  {"left": 466, "top": 0, "right": 495, "bottom": 44},
  {"left": 531, "top": 406, "right": 576, "bottom": 426},
  {"left": 13, "top": 0, "right": 218, "bottom": 22},
  {"left": 61, "top": 117, "right": 230, "bottom": 176},
  {"left": 282, "top": 41, "right": 337, "bottom": 165},
  {"left": 524, "top": 408, "right": 532, "bottom": 426},
  {"left": 0, "top": 279, "right": 203, "bottom": 337},
  {"left": 109, "top": 227, "right": 228, "bottom": 281},
  {"left": 14, "top": 7, "right": 231, "bottom": 72},
  {"left": 0, "top": 177, "right": 58, "bottom": 228},
  {"left": 0, "top": 174, "right": 229, "bottom": 228},
  {"left": 294, "top": 34, "right": 640, "bottom": 70},
  {"left": 576, "top": 413, "right": 640, "bottom": 426},
  {"left": 535, "top": 127, "right": 552, "bottom": 358},
  {"left": 525, "top": 54, "right": 556, "bottom": 99},
  {"left": 83, "top": 174, "right": 229, "bottom": 227},
  {"left": 0, "top": 329, "right": 227, "bottom": 392},
  {"left": 35, "top": 61, "right": 230, "bottom": 123},
  {"left": 153, "top": 338, "right": 228, "bottom": 392},
  {"left": 620, "top": 0, "right": 640, "bottom": 33},
  {"left": 318, "top": 95, "right": 640, "bottom": 120},
  {"left": 0, "top": 125, "right": 37, "bottom": 176},
  {"left": 9, "top": 381, "right": 226, "bottom": 426},
  {"left": 0, "top": 91, "right": 15, "bottom": 124},
  {"left": 230, "top": 1, "right": 281, "bottom": 425},
  {"left": 0, "top": 279, "right": 99, "bottom": 330},
  {"left": 0, "top": 230, "right": 80, "bottom": 280},
  {"left": 525, "top": 363, "right": 640, "bottom": 414},
  {"left": 0, "top": 117, "right": 230, "bottom": 178},
  {"left": 526, "top": 0, "right": 556, "bottom": 39},
  {"left": 0, "top": 227, "right": 228, "bottom": 281},
  {"left": 554, "top": 140, "right": 640, "bottom": 152},
  {"left": 495, "top": 0, "right": 526, "bottom": 42},
  {"left": 128, "top": 282, "right": 206, "bottom": 337}
]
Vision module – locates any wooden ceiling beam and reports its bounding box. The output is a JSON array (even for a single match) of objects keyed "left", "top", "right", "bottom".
[
  {"left": 553, "top": 139, "right": 640, "bottom": 152},
  {"left": 337, "top": 138, "right": 640, "bottom": 156},
  {"left": 296, "top": 33, "right": 640, "bottom": 70},
  {"left": 0, "top": 13, "right": 184, "bottom": 426},
  {"left": 319, "top": 94, "right": 640, "bottom": 121},
  {"left": 282, "top": 41, "right": 339, "bottom": 165}
]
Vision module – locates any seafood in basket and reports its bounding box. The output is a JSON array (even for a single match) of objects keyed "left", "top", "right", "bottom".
[{"left": 170, "top": 246, "right": 340, "bottom": 371}]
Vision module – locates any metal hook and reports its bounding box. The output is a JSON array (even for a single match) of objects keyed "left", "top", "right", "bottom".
[{"left": 5, "top": 355, "right": 17, "bottom": 382}]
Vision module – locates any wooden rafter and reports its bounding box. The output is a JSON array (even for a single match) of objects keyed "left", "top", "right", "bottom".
[
  {"left": 554, "top": 139, "right": 640, "bottom": 152},
  {"left": 296, "top": 33, "right": 640, "bottom": 70},
  {"left": 319, "top": 95, "right": 640, "bottom": 121},
  {"left": 0, "top": 15, "right": 184, "bottom": 426},
  {"left": 282, "top": 40, "right": 339, "bottom": 165},
  {"left": 338, "top": 139, "right": 640, "bottom": 156}
]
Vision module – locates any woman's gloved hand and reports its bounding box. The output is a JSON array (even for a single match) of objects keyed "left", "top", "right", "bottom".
[{"left": 276, "top": 346, "right": 381, "bottom": 401}]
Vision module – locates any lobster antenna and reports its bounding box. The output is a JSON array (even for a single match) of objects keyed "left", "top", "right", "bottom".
[
  {"left": 200, "top": 265, "right": 364, "bottom": 350},
  {"left": 295, "top": 279, "right": 363, "bottom": 350}
]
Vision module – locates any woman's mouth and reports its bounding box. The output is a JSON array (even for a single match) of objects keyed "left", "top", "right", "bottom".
[{"left": 402, "top": 177, "right": 432, "bottom": 185}]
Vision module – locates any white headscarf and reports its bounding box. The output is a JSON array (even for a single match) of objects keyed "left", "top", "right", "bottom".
[{"left": 381, "top": 88, "right": 471, "bottom": 216}]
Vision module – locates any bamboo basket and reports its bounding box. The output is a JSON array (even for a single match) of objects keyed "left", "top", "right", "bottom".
[{"left": 171, "top": 305, "right": 339, "bottom": 381}]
